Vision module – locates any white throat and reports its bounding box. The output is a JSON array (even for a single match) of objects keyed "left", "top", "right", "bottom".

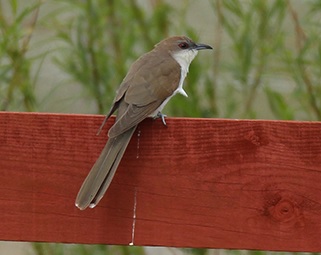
[
  {"left": 151, "top": 49, "right": 198, "bottom": 116},
  {"left": 171, "top": 49, "right": 198, "bottom": 97}
]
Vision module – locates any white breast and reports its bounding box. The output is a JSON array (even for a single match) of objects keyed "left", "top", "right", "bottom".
[
  {"left": 172, "top": 49, "right": 198, "bottom": 97},
  {"left": 152, "top": 49, "right": 198, "bottom": 115}
]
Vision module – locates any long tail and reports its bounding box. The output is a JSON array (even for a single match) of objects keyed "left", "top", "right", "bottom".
[{"left": 75, "top": 126, "right": 137, "bottom": 210}]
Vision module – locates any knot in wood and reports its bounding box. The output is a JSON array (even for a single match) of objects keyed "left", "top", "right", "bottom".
[
  {"left": 244, "top": 130, "right": 261, "bottom": 146},
  {"left": 268, "top": 198, "right": 300, "bottom": 223}
]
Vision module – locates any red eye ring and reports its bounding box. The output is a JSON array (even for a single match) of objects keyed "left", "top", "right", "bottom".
[{"left": 178, "top": 42, "right": 188, "bottom": 49}]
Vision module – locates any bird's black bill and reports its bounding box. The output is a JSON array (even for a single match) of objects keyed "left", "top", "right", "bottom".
[{"left": 194, "top": 43, "right": 212, "bottom": 50}]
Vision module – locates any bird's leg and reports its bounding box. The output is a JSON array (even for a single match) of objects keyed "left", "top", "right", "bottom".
[{"left": 153, "top": 111, "right": 167, "bottom": 126}]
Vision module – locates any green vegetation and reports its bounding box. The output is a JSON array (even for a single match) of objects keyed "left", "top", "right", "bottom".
[
  {"left": 32, "top": 243, "right": 146, "bottom": 255},
  {"left": 2, "top": 0, "right": 321, "bottom": 121},
  {"left": 0, "top": 0, "right": 41, "bottom": 111},
  {"left": 1, "top": 0, "right": 321, "bottom": 254}
]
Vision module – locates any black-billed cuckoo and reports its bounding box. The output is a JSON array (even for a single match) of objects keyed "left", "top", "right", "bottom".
[{"left": 75, "top": 36, "right": 212, "bottom": 210}]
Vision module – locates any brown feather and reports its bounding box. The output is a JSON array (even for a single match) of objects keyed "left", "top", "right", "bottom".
[{"left": 75, "top": 36, "right": 210, "bottom": 210}]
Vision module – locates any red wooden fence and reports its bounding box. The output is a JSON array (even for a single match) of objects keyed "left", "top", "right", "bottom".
[{"left": 1, "top": 111, "right": 321, "bottom": 251}]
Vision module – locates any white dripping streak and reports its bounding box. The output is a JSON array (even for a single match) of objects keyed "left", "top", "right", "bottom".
[
  {"left": 129, "top": 189, "right": 137, "bottom": 246},
  {"left": 136, "top": 130, "right": 141, "bottom": 159}
]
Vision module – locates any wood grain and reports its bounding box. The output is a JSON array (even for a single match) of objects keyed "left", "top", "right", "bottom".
[{"left": 1, "top": 111, "right": 321, "bottom": 251}]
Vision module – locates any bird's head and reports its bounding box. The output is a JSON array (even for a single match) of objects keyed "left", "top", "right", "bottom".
[{"left": 155, "top": 36, "right": 212, "bottom": 68}]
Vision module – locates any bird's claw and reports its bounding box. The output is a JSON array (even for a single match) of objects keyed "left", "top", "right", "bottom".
[{"left": 154, "top": 112, "right": 167, "bottom": 126}]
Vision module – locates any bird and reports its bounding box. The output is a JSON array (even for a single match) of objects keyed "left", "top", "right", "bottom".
[{"left": 75, "top": 35, "right": 212, "bottom": 210}]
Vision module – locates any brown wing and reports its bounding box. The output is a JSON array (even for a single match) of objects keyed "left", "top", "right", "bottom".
[
  {"left": 108, "top": 100, "right": 162, "bottom": 138},
  {"left": 108, "top": 49, "right": 181, "bottom": 138}
]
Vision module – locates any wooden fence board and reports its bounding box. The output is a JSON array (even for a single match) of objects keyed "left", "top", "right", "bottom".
[{"left": 1, "top": 111, "right": 321, "bottom": 251}]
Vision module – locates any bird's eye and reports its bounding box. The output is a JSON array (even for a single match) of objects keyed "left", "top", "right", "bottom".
[{"left": 178, "top": 42, "right": 188, "bottom": 49}]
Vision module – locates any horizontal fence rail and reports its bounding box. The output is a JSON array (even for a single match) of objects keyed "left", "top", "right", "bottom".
[{"left": 1, "top": 111, "right": 321, "bottom": 252}]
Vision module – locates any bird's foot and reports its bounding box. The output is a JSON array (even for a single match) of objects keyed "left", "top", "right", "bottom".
[{"left": 154, "top": 112, "right": 167, "bottom": 126}]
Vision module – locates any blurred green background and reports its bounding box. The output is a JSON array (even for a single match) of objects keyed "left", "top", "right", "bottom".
[{"left": 1, "top": 0, "right": 321, "bottom": 254}]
